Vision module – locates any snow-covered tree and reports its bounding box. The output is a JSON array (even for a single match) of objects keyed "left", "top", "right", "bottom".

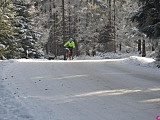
[
  {"left": 0, "top": 0, "right": 18, "bottom": 59},
  {"left": 12, "top": 0, "right": 43, "bottom": 58},
  {"left": 0, "top": 0, "right": 43, "bottom": 59},
  {"left": 131, "top": 0, "right": 160, "bottom": 58}
]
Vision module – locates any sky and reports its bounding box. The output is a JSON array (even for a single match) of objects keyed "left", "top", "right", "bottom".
[{"left": 0, "top": 53, "right": 160, "bottom": 120}]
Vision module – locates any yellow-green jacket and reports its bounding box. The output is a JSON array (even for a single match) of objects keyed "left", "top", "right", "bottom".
[{"left": 64, "top": 40, "right": 75, "bottom": 48}]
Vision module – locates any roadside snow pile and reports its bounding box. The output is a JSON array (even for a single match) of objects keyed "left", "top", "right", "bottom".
[
  {"left": 76, "top": 53, "right": 159, "bottom": 68},
  {"left": 100, "top": 52, "right": 160, "bottom": 68},
  {"left": 75, "top": 55, "right": 102, "bottom": 60},
  {"left": 122, "top": 56, "right": 156, "bottom": 68},
  {"left": 99, "top": 52, "right": 139, "bottom": 59},
  {"left": 76, "top": 52, "right": 139, "bottom": 60}
]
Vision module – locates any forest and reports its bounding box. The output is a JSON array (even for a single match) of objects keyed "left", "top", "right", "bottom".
[{"left": 0, "top": 0, "right": 160, "bottom": 60}]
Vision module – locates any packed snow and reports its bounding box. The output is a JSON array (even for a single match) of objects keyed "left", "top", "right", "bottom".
[{"left": 0, "top": 54, "right": 160, "bottom": 120}]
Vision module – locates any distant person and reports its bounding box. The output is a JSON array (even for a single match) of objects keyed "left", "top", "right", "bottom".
[{"left": 64, "top": 38, "right": 75, "bottom": 59}]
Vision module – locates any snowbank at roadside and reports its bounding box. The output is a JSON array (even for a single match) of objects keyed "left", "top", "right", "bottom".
[{"left": 76, "top": 52, "right": 159, "bottom": 69}]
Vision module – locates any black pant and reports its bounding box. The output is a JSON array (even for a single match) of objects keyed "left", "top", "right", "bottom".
[{"left": 68, "top": 47, "right": 73, "bottom": 56}]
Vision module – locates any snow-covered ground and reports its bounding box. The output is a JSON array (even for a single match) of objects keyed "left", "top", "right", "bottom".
[{"left": 0, "top": 54, "right": 160, "bottom": 120}]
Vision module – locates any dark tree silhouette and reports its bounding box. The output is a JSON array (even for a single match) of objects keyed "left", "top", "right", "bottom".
[{"left": 132, "top": 0, "right": 160, "bottom": 39}]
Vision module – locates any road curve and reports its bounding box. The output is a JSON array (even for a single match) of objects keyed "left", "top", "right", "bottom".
[{"left": 3, "top": 60, "right": 160, "bottom": 120}]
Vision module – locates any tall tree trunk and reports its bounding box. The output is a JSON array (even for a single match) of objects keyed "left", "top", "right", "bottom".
[
  {"left": 113, "top": 0, "right": 116, "bottom": 52},
  {"left": 107, "top": 0, "right": 116, "bottom": 52},
  {"left": 62, "top": 0, "right": 65, "bottom": 60},
  {"left": 68, "top": 1, "right": 71, "bottom": 37},
  {"left": 138, "top": 39, "right": 141, "bottom": 54},
  {"left": 142, "top": 40, "right": 146, "bottom": 57}
]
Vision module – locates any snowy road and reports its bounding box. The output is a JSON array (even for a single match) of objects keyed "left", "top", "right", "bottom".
[{"left": 1, "top": 59, "right": 160, "bottom": 120}]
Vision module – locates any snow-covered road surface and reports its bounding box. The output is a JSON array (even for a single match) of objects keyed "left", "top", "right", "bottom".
[{"left": 1, "top": 59, "right": 160, "bottom": 120}]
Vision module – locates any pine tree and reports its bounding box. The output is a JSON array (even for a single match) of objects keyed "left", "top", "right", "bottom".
[
  {"left": 12, "top": 0, "right": 43, "bottom": 58},
  {"left": 132, "top": 0, "right": 160, "bottom": 59},
  {"left": 0, "top": 0, "right": 43, "bottom": 59},
  {"left": 0, "top": 0, "right": 18, "bottom": 59}
]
